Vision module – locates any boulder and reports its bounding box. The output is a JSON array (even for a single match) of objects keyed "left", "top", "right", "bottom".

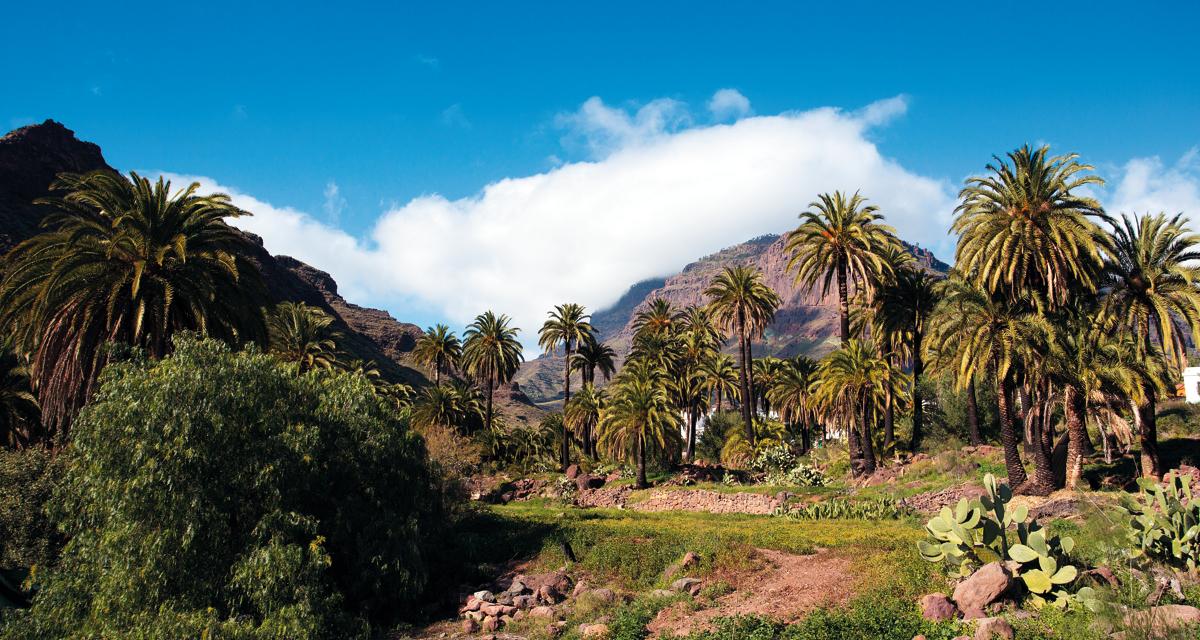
[
  {"left": 462, "top": 617, "right": 480, "bottom": 633},
  {"left": 681, "top": 551, "right": 701, "bottom": 568},
  {"left": 671, "top": 577, "right": 703, "bottom": 596},
  {"left": 462, "top": 595, "right": 483, "bottom": 612},
  {"left": 529, "top": 605, "right": 557, "bottom": 618},
  {"left": 650, "top": 589, "right": 675, "bottom": 598},
  {"left": 573, "top": 580, "right": 590, "bottom": 597},
  {"left": 953, "top": 562, "right": 1013, "bottom": 619},
  {"left": 576, "top": 473, "right": 606, "bottom": 491},
  {"left": 481, "top": 615, "right": 501, "bottom": 632},
  {"left": 1123, "top": 604, "right": 1200, "bottom": 635},
  {"left": 920, "top": 593, "right": 958, "bottom": 622},
  {"left": 974, "top": 617, "right": 1014, "bottom": 640},
  {"left": 473, "top": 589, "right": 495, "bottom": 602},
  {"left": 581, "top": 622, "right": 611, "bottom": 638},
  {"left": 513, "top": 594, "right": 537, "bottom": 609},
  {"left": 589, "top": 588, "right": 617, "bottom": 603},
  {"left": 506, "top": 578, "right": 528, "bottom": 594},
  {"left": 1084, "top": 566, "right": 1119, "bottom": 589}
]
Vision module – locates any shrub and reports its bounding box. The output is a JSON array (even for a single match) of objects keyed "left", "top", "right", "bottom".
[
  {"left": 777, "top": 497, "right": 901, "bottom": 520},
  {"left": 0, "top": 447, "right": 62, "bottom": 572},
  {"left": 2, "top": 336, "right": 444, "bottom": 639},
  {"left": 1120, "top": 471, "right": 1200, "bottom": 571}
]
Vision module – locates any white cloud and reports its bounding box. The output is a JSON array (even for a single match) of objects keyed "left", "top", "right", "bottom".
[
  {"left": 1104, "top": 148, "right": 1200, "bottom": 220},
  {"left": 323, "top": 181, "right": 346, "bottom": 223},
  {"left": 415, "top": 54, "right": 440, "bottom": 69},
  {"left": 153, "top": 94, "right": 960, "bottom": 347},
  {"left": 854, "top": 94, "right": 909, "bottom": 127},
  {"left": 708, "top": 88, "right": 752, "bottom": 121},
  {"left": 440, "top": 103, "right": 471, "bottom": 129}
]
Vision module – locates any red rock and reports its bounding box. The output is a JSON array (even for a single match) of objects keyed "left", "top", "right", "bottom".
[
  {"left": 952, "top": 563, "right": 1013, "bottom": 619},
  {"left": 974, "top": 617, "right": 1014, "bottom": 640},
  {"left": 481, "top": 616, "right": 500, "bottom": 632},
  {"left": 461, "top": 618, "right": 480, "bottom": 633},
  {"left": 920, "top": 593, "right": 958, "bottom": 622},
  {"left": 565, "top": 464, "right": 581, "bottom": 479},
  {"left": 1123, "top": 604, "right": 1200, "bottom": 635}
]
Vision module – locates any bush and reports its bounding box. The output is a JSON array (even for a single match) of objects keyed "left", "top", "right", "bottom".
[
  {"left": 1121, "top": 471, "right": 1200, "bottom": 570},
  {"left": 2, "top": 336, "right": 445, "bottom": 639},
  {"left": 777, "top": 497, "right": 901, "bottom": 520},
  {"left": 0, "top": 447, "right": 62, "bottom": 572}
]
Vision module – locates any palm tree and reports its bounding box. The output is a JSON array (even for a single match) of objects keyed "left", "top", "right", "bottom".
[
  {"left": 411, "top": 381, "right": 483, "bottom": 433},
  {"left": 267, "top": 302, "right": 340, "bottom": 372},
  {"left": 927, "top": 277, "right": 1053, "bottom": 491},
  {"left": 674, "top": 320, "right": 717, "bottom": 462},
  {"left": 412, "top": 324, "right": 462, "bottom": 384},
  {"left": 564, "top": 384, "right": 605, "bottom": 458},
  {"left": 874, "top": 264, "right": 942, "bottom": 451},
  {"left": 700, "top": 353, "right": 739, "bottom": 413},
  {"left": 571, "top": 336, "right": 617, "bottom": 387},
  {"left": 705, "top": 266, "right": 781, "bottom": 443},
  {"left": 953, "top": 144, "right": 1108, "bottom": 311},
  {"left": 812, "top": 339, "right": 897, "bottom": 475},
  {"left": 0, "top": 343, "right": 39, "bottom": 449},
  {"left": 1100, "top": 212, "right": 1200, "bottom": 477},
  {"left": 631, "top": 298, "right": 676, "bottom": 338},
  {"left": 597, "top": 360, "right": 682, "bottom": 488},
  {"left": 786, "top": 190, "right": 899, "bottom": 343},
  {"left": 768, "top": 356, "right": 818, "bottom": 453},
  {"left": 538, "top": 303, "right": 594, "bottom": 468},
  {"left": 0, "top": 171, "right": 268, "bottom": 434},
  {"left": 462, "top": 311, "right": 524, "bottom": 433}
]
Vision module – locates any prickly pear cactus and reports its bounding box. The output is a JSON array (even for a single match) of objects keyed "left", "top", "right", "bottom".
[
  {"left": 1120, "top": 471, "right": 1200, "bottom": 571},
  {"left": 917, "top": 473, "right": 1084, "bottom": 609}
]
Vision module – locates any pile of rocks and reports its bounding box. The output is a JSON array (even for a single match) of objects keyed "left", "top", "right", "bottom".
[
  {"left": 918, "top": 562, "right": 1018, "bottom": 639},
  {"left": 459, "top": 571, "right": 574, "bottom": 634}
]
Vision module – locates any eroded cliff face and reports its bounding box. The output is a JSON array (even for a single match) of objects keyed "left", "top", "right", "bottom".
[
  {"left": 0, "top": 120, "right": 543, "bottom": 423},
  {"left": 514, "top": 233, "right": 948, "bottom": 405}
]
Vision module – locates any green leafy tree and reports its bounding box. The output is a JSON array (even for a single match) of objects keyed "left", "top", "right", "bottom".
[
  {"left": 953, "top": 144, "right": 1108, "bottom": 310},
  {"left": 538, "top": 303, "right": 594, "bottom": 468},
  {"left": 412, "top": 324, "right": 461, "bottom": 385},
  {"left": 462, "top": 311, "right": 524, "bottom": 433},
  {"left": 1100, "top": 212, "right": 1200, "bottom": 477},
  {"left": 268, "top": 302, "right": 341, "bottom": 372},
  {"left": 3, "top": 336, "right": 442, "bottom": 638},
  {"left": 704, "top": 266, "right": 780, "bottom": 443},
  {"left": 597, "top": 360, "right": 681, "bottom": 488},
  {"left": 785, "top": 190, "right": 899, "bottom": 342},
  {"left": 0, "top": 171, "right": 268, "bottom": 436}
]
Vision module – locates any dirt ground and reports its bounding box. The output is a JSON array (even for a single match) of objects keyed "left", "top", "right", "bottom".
[{"left": 646, "top": 547, "right": 856, "bottom": 637}]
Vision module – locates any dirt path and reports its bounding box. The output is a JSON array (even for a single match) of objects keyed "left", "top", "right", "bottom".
[{"left": 646, "top": 547, "right": 856, "bottom": 637}]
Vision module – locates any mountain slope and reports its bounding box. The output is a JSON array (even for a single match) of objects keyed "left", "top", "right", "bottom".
[
  {"left": 0, "top": 120, "right": 543, "bottom": 424},
  {"left": 514, "top": 233, "right": 948, "bottom": 405}
]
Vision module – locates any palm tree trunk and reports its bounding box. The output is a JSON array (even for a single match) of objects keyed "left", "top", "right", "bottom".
[
  {"left": 1019, "top": 387, "right": 1033, "bottom": 446},
  {"left": 1023, "top": 385, "right": 1055, "bottom": 495},
  {"left": 561, "top": 344, "right": 572, "bottom": 469},
  {"left": 1137, "top": 392, "right": 1161, "bottom": 478},
  {"left": 800, "top": 416, "right": 810, "bottom": 454},
  {"left": 837, "top": 259, "right": 850, "bottom": 343},
  {"left": 485, "top": 375, "right": 494, "bottom": 432},
  {"left": 686, "top": 404, "right": 698, "bottom": 462},
  {"left": 861, "top": 401, "right": 877, "bottom": 475},
  {"left": 737, "top": 313, "right": 755, "bottom": 444},
  {"left": 997, "top": 369, "right": 1028, "bottom": 487},
  {"left": 883, "top": 389, "right": 895, "bottom": 452},
  {"left": 910, "top": 339, "right": 924, "bottom": 452},
  {"left": 966, "top": 377, "right": 983, "bottom": 446},
  {"left": 1064, "top": 386, "right": 1087, "bottom": 490},
  {"left": 637, "top": 433, "right": 648, "bottom": 488}
]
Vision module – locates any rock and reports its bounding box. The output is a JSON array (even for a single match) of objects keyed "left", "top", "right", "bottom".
[
  {"left": 953, "top": 563, "right": 1013, "bottom": 619},
  {"left": 650, "top": 589, "right": 675, "bottom": 598},
  {"left": 1084, "top": 566, "right": 1119, "bottom": 589},
  {"left": 461, "top": 618, "right": 480, "bottom": 633},
  {"left": 974, "top": 617, "right": 1014, "bottom": 640},
  {"left": 1123, "top": 604, "right": 1200, "bottom": 635},
  {"left": 481, "top": 616, "right": 500, "bottom": 632},
  {"left": 576, "top": 473, "right": 606, "bottom": 491},
  {"left": 681, "top": 551, "right": 701, "bottom": 568},
  {"left": 589, "top": 588, "right": 617, "bottom": 603},
  {"left": 573, "top": 581, "right": 590, "bottom": 597},
  {"left": 473, "top": 589, "right": 495, "bottom": 603},
  {"left": 581, "top": 623, "right": 611, "bottom": 638},
  {"left": 495, "top": 592, "right": 514, "bottom": 605},
  {"left": 912, "top": 636, "right": 926, "bottom": 640},
  {"left": 565, "top": 464, "right": 581, "bottom": 479},
  {"left": 920, "top": 593, "right": 958, "bottom": 622},
  {"left": 513, "top": 594, "right": 537, "bottom": 608},
  {"left": 462, "top": 595, "right": 483, "bottom": 612},
  {"left": 506, "top": 578, "right": 528, "bottom": 594},
  {"left": 529, "top": 605, "right": 557, "bottom": 618},
  {"left": 671, "top": 577, "right": 703, "bottom": 596}
]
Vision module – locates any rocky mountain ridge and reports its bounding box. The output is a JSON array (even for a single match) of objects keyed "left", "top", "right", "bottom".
[{"left": 0, "top": 120, "right": 543, "bottom": 424}]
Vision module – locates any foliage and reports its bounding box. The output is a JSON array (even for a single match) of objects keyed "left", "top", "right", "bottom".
[
  {"left": 918, "top": 474, "right": 1088, "bottom": 610},
  {"left": 0, "top": 447, "right": 62, "bottom": 571},
  {"left": 777, "top": 497, "right": 900, "bottom": 521},
  {"left": 0, "top": 343, "right": 39, "bottom": 449},
  {"left": 0, "top": 170, "right": 268, "bottom": 434},
  {"left": 748, "top": 443, "right": 825, "bottom": 486},
  {"left": 461, "top": 310, "right": 524, "bottom": 430},
  {"left": 720, "top": 418, "right": 787, "bottom": 468},
  {"left": 1120, "top": 471, "right": 1200, "bottom": 571},
  {"left": 268, "top": 301, "right": 340, "bottom": 372},
  {"left": 3, "top": 336, "right": 444, "bottom": 638},
  {"left": 412, "top": 323, "right": 462, "bottom": 384},
  {"left": 598, "top": 360, "right": 682, "bottom": 487}
]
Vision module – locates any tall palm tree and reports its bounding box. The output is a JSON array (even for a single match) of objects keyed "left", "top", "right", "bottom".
[
  {"left": 412, "top": 324, "right": 462, "bottom": 385},
  {"left": 786, "top": 190, "right": 899, "bottom": 343},
  {"left": 700, "top": 353, "right": 739, "bottom": 413},
  {"left": 953, "top": 144, "right": 1108, "bottom": 311},
  {"left": 874, "top": 264, "right": 942, "bottom": 451},
  {"left": 631, "top": 298, "right": 676, "bottom": 338},
  {"left": 0, "top": 171, "right": 268, "bottom": 434},
  {"left": 462, "top": 311, "right": 524, "bottom": 433},
  {"left": 538, "top": 303, "right": 594, "bottom": 468},
  {"left": 267, "top": 302, "right": 341, "bottom": 373},
  {"left": 768, "top": 356, "right": 819, "bottom": 453},
  {"left": 571, "top": 336, "right": 617, "bottom": 386},
  {"left": 564, "top": 384, "right": 605, "bottom": 458},
  {"left": 597, "top": 360, "right": 681, "bottom": 488},
  {"left": 812, "top": 339, "right": 897, "bottom": 475},
  {"left": 674, "top": 317, "right": 717, "bottom": 462},
  {"left": 705, "top": 266, "right": 781, "bottom": 443},
  {"left": 1100, "top": 212, "right": 1200, "bottom": 477},
  {"left": 927, "top": 277, "right": 1053, "bottom": 491}
]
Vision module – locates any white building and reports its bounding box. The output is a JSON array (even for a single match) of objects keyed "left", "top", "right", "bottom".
[{"left": 1183, "top": 367, "right": 1200, "bottom": 403}]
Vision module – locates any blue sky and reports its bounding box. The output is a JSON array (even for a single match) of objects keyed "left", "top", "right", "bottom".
[{"left": 4, "top": 1, "right": 1200, "bottom": 340}]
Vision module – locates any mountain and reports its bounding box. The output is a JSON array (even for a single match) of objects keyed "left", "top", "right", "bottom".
[
  {"left": 0, "top": 120, "right": 544, "bottom": 424},
  {"left": 513, "top": 233, "right": 949, "bottom": 405}
]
